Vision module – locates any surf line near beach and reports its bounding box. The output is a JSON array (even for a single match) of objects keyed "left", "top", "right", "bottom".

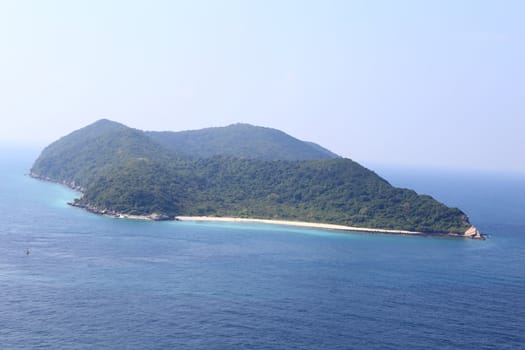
[
  {"left": 175, "top": 216, "right": 485, "bottom": 239},
  {"left": 175, "top": 216, "right": 426, "bottom": 235}
]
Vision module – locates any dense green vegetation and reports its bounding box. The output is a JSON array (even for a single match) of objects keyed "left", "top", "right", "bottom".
[
  {"left": 146, "top": 123, "right": 339, "bottom": 160},
  {"left": 31, "top": 120, "right": 173, "bottom": 188},
  {"left": 31, "top": 119, "right": 471, "bottom": 234}
]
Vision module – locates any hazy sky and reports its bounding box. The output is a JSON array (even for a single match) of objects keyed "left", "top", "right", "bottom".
[{"left": 1, "top": 0, "right": 523, "bottom": 173}]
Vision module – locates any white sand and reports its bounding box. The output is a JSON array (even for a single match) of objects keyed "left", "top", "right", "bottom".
[{"left": 175, "top": 216, "right": 423, "bottom": 235}]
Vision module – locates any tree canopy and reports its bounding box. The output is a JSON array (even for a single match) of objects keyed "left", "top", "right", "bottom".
[{"left": 31, "top": 119, "right": 471, "bottom": 234}]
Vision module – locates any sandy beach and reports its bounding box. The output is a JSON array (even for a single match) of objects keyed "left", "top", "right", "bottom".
[
  {"left": 175, "top": 216, "right": 424, "bottom": 235},
  {"left": 65, "top": 197, "right": 481, "bottom": 239}
]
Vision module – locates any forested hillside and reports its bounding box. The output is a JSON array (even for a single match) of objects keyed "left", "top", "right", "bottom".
[
  {"left": 31, "top": 119, "right": 472, "bottom": 234},
  {"left": 145, "top": 123, "right": 339, "bottom": 160}
]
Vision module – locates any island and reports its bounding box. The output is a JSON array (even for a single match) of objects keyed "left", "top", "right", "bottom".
[{"left": 30, "top": 119, "right": 484, "bottom": 239}]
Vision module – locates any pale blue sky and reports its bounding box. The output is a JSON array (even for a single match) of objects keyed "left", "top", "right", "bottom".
[{"left": 0, "top": 0, "right": 523, "bottom": 173}]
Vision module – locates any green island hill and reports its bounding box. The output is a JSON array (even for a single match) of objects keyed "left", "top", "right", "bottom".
[{"left": 30, "top": 119, "right": 484, "bottom": 239}]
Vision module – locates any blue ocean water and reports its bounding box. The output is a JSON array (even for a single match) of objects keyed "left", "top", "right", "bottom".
[{"left": 1, "top": 149, "right": 524, "bottom": 349}]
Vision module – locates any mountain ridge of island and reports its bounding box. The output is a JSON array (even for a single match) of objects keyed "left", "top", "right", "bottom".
[{"left": 30, "top": 119, "right": 484, "bottom": 239}]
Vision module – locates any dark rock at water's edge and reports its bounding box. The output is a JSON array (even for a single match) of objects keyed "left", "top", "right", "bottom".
[
  {"left": 31, "top": 172, "right": 174, "bottom": 221},
  {"left": 68, "top": 201, "right": 174, "bottom": 221},
  {"left": 29, "top": 172, "right": 85, "bottom": 192}
]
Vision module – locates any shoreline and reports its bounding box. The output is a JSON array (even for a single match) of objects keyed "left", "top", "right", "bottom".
[
  {"left": 29, "top": 173, "right": 485, "bottom": 240},
  {"left": 68, "top": 199, "right": 485, "bottom": 240},
  {"left": 175, "top": 216, "right": 485, "bottom": 240},
  {"left": 175, "top": 216, "right": 423, "bottom": 235}
]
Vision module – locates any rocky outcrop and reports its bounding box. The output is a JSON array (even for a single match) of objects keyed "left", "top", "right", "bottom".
[
  {"left": 29, "top": 172, "right": 84, "bottom": 192},
  {"left": 148, "top": 213, "right": 171, "bottom": 221},
  {"left": 463, "top": 225, "right": 485, "bottom": 240},
  {"left": 31, "top": 173, "right": 174, "bottom": 221},
  {"left": 67, "top": 201, "right": 173, "bottom": 221}
]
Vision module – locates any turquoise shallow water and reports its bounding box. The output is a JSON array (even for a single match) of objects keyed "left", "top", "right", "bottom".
[{"left": 1, "top": 149, "right": 524, "bottom": 349}]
